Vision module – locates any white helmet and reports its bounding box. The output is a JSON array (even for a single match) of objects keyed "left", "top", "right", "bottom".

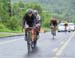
[{"left": 33, "top": 10, "right": 38, "bottom": 15}]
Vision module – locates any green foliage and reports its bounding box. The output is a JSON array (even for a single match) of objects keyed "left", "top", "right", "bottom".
[
  {"left": 41, "top": 12, "right": 52, "bottom": 28},
  {"left": 26, "top": 3, "right": 43, "bottom": 14},
  {"left": 0, "top": 0, "right": 10, "bottom": 19},
  {"left": 0, "top": 1, "right": 52, "bottom": 32},
  {"left": 0, "top": 23, "right": 5, "bottom": 29},
  {"left": 26, "top": 0, "right": 75, "bottom": 23},
  {"left": 0, "top": 23, "right": 11, "bottom": 32}
]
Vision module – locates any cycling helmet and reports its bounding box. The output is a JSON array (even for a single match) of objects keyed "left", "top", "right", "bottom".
[
  {"left": 33, "top": 10, "right": 38, "bottom": 15},
  {"left": 64, "top": 21, "right": 68, "bottom": 26},
  {"left": 26, "top": 9, "right": 33, "bottom": 14}
]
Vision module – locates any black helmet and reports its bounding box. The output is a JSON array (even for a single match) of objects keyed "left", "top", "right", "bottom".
[{"left": 26, "top": 9, "right": 33, "bottom": 14}]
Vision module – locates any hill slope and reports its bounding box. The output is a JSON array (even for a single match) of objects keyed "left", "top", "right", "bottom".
[
  {"left": 12, "top": 0, "right": 75, "bottom": 21},
  {"left": 25, "top": 0, "right": 75, "bottom": 18}
]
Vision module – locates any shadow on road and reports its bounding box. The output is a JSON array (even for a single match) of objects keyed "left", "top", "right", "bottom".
[
  {"left": 24, "top": 47, "right": 39, "bottom": 58},
  {"left": 51, "top": 37, "right": 57, "bottom": 41}
]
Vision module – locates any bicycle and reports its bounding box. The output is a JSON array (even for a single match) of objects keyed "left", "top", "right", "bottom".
[
  {"left": 25, "top": 27, "right": 37, "bottom": 53},
  {"left": 51, "top": 26, "right": 56, "bottom": 39}
]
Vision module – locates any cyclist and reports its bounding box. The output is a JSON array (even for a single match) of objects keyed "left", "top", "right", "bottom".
[
  {"left": 64, "top": 21, "right": 68, "bottom": 31},
  {"left": 50, "top": 17, "right": 57, "bottom": 36},
  {"left": 33, "top": 10, "right": 41, "bottom": 38},
  {"left": 22, "top": 9, "right": 37, "bottom": 48}
]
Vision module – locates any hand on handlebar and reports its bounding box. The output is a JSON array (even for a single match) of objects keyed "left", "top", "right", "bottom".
[
  {"left": 25, "top": 25, "right": 29, "bottom": 28},
  {"left": 36, "top": 24, "right": 40, "bottom": 27}
]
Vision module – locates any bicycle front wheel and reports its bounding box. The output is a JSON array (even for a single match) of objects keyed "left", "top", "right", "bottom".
[{"left": 26, "top": 32, "right": 32, "bottom": 53}]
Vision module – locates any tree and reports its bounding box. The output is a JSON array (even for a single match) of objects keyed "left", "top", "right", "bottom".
[{"left": 0, "top": 0, "right": 10, "bottom": 22}]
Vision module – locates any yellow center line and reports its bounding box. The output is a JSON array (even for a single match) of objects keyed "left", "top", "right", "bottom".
[
  {"left": 52, "top": 48, "right": 58, "bottom": 52},
  {"left": 53, "top": 32, "right": 74, "bottom": 58},
  {"left": 55, "top": 32, "right": 75, "bottom": 57},
  {"left": 60, "top": 41, "right": 65, "bottom": 45}
]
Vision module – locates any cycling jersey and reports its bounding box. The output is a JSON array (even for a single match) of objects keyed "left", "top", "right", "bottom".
[
  {"left": 50, "top": 19, "right": 57, "bottom": 26},
  {"left": 23, "top": 14, "right": 36, "bottom": 28}
]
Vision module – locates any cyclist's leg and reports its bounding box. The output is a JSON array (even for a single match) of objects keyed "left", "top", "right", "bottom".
[
  {"left": 31, "top": 29, "right": 36, "bottom": 48},
  {"left": 34, "top": 29, "right": 38, "bottom": 47},
  {"left": 26, "top": 31, "right": 32, "bottom": 53},
  {"left": 51, "top": 26, "right": 55, "bottom": 35},
  {"left": 31, "top": 29, "right": 35, "bottom": 42},
  {"left": 51, "top": 28, "right": 55, "bottom": 39},
  {"left": 36, "top": 26, "right": 40, "bottom": 39},
  {"left": 32, "top": 28, "right": 38, "bottom": 48},
  {"left": 27, "top": 40, "right": 31, "bottom": 53},
  {"left": 65, "top": 26, "right": 67, "bottom": 31},
  {"left": 51, "top": 27, "right": 53, "bottom": 35},
  {"left": 35, "top": 26, "right": 40, "bottom": 44},
  {"left": 25, "top": 29, "right": 27, "bottom": 41},
  {"left": 54, "top": 26, "right": 56, "bottom": 36}
]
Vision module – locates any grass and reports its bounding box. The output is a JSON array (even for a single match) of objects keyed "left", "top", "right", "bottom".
[
  {"left": 0, "top": 34, "right": 15, "bottom": 37},
  {"left": 0, "top": 29, "right": 22, "bottom": 33},
  {"left": 0, "top": 33, "right": 23, "bottom": 37},
  {"left": 42, "top": 27, "right": 50, "bottom": 32},
  {"left": 0, "top": 27, "right": 50, "bottom": 38}
]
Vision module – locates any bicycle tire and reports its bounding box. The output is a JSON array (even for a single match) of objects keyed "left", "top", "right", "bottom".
[
  {"left": 51, "top": 29, "right": 56, "bottom": 39},
  {"left": 27, "top": 32, "right": 32, "bottom": 53}
]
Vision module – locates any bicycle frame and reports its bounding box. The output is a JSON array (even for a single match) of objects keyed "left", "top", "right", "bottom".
[
  {"left": 26, "top": 27, "right": 36, "bottom": 41},
  {"left": 26, "top": 27, "right": 37, "bottom": 53},
  {"left": 51, "top": 26, "right": 56, "bottom": 39}
]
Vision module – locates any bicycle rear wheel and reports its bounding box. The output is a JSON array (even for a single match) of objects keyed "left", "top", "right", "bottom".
[
  {"left": 51, "top": 29, "right": 56, "bottom": 39},
  {"left": 34, "top": 36, "right": 38, "bottom": 48},
  {"left": 27, "top": 41, "right": 31, "bottom": 53},
  {"left": 27, "top": 32, "right": 32, "bottom": 53}
]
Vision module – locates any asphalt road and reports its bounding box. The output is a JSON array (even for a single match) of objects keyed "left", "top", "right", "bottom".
[{"left": 0, "top": 32, "right": 75, "bottom": 58}]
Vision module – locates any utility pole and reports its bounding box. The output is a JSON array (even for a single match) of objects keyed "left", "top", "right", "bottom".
[{"left": 8, "top": 0, "right": 13, "bottom": 16}]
